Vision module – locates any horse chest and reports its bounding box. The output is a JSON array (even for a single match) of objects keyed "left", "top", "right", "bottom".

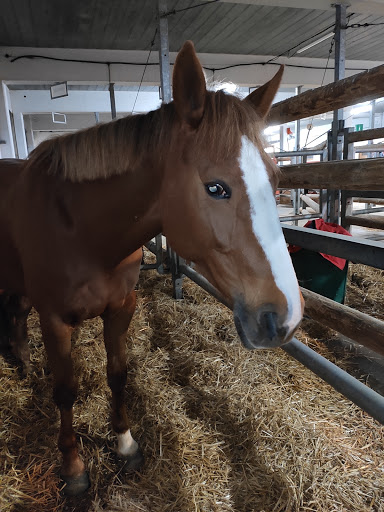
[{"left": 65, "top": 253, "right": 141, "bottom": 322}]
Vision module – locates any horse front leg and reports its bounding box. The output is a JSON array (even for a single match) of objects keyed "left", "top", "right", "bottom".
[
  {"left": 40, "top": 313, "right": 90, "bottom": 496},
  {"left": 102, "top": 290, "right": 144, "bottom": 471},
  {"left": 7, "top": 295, "right": 32, "bottom": 376}
]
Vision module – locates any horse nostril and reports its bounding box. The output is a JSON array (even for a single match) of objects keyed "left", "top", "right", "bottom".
[{"left": 261, "top": 311, "right": 278, "bottom": 340}]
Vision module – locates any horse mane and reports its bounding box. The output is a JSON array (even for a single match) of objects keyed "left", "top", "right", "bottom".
[{"left": 26, "top": 90, "right": 276, "bottom": 183}]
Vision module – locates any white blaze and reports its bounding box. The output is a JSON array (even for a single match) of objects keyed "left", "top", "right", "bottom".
[
  {"left": 116, "top": 429, "right": 139, "bottom": 457},
  {"left": 238, "top": 135, "right": 302, "bottom": 332}
]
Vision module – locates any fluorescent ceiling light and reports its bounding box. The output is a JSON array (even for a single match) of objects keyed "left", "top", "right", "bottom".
[{"left": 297, "top": 32, "right": 334, "bottom": 54}]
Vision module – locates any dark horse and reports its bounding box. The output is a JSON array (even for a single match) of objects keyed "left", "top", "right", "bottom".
[{"left": 0, "top": 42, "right": 303, "bottom": 495}]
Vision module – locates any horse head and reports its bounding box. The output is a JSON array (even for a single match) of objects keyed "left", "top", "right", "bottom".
[{"left": 161, "top": 41, "right": 304, "bottom": 349}]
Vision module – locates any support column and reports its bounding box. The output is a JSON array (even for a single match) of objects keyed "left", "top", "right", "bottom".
[
  {"left": 157, "top": 0, "right": 184, "bottom": 298},
  {"left": 0, "top": 82, "right": 16, "bottom": 158},
  {"left": 13, "top": 112, "right": 28, "bottom": 159},
  {"left": 24, "top": 114, "right": 35, "bottom": 154},
  {"left": 109, "top": 83, "right": 117, "bottom": 120},
  {"left": 328, "top": 2, "right": 347, "bottom": 223}
]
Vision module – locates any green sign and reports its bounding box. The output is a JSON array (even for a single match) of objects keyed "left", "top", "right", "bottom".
[{"left": 355, "top": 124, "right": 364, "bottom": 131}]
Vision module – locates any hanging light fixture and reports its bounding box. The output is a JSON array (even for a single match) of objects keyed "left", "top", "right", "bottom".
[{"left": 297, "top": 32, "right": 334, "bottom": 54}]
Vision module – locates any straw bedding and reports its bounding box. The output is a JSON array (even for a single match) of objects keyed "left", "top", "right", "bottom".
[{"left": 0, "top": 259, "right": 383, "bottom": 512}]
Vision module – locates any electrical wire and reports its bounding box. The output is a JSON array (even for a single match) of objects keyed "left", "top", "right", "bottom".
[
  {"left": 302, "top": 36, "right": 335, "bottom": 149},
  {"left": 5, "top": 9, "right": 382, "bottom": 79},
  {"left": 131, "top": 27, "right": 158, "bottom": 114},
  {"left": 162, "top": 0, "right": 220, "bottom": 17},
  {"left": 5, "top": 53, "right": 370, "bottom": 74},
  {"left": 348, "top": 22, "right": 384, "bottom": 28}
]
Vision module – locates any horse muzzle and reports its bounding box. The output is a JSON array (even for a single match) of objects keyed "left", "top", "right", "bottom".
[{"left": 233, "top": 300, "right": 299, "bottom": 350}]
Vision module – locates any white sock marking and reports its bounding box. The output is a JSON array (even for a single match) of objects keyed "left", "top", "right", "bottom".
[
  {"left": 116, "top": 429, "right": 139, "bottom": 457},
  {"left": 238, "top": 135, "right": 302, "bottom": 332}
]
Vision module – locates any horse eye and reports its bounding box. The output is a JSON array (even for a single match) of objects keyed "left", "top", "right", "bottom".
[{"left": 205, "top": 181, "right": 231, "bottom": 199}]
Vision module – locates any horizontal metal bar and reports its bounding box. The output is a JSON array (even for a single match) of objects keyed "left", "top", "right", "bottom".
[
  {"left": 145, "top": 241, "right": 157, "bottom": 255},
  {"left": 279, "top": 213, "right": 321, "bottom": 222},
  {"left": 179, "top": 263, "right": 384, "bottom": 424},
  {"left": 275, "top": 150, "right": 324, "bottom": 157},
  {"left": 140, "top": 263, "right": 158, "bottom": 270},
  {"left": 283, "top": 225, "right": 384, "bottom": 269},
  {"left": 283, "top": 338, "right": 384, "bottom": 425},
  {"left": 179, "top": 263, "right": 231, "bottom": 308},
  {"left": 352, "top": 207, "right": 384, "bottom": 215}
]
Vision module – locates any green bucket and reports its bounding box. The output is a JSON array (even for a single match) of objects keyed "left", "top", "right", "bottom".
[{"left": 291, "top": 248, "right": 348, "bottom": 303}]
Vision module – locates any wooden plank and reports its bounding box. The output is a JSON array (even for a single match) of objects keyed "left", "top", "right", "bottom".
[
  {"left": 354, "top": 197, "right": 384, "bottom": 205},
  {"left": 354, "top": 143, "right": 384, "bottom": 153},
  {"left": 279, "top": 158, "right": 384, "bottom": 190},
  {"left": 268, "top": 65, "right": 384, "bottom": 125},
  {"left": 347, "top": 127, "right": 384, "bottom": 144},
  {"left": 345, "top": 214, "right": 384, "bottom": 230},
  {"left": 301, "top": 288, "right": 384, "bottom": 356}
]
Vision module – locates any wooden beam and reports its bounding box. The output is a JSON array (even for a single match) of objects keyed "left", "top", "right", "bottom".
[
  {"left": 301, "top": 288, "right": 384, "bottom": 356},
  {"left": 354, "top": 143, "right": 384, "bottom": 153},
  {"left": 354, "top": 197, "right": 384, "bottom": 205},
  {"left": 345, "top": 214, "right": 384, "bottom": 230},
  {"left": 279, "top": 158, "right": 384, "bottom": 190},
  {"left": 268, "top": 65, "right": 384, "bottom": 125},
  {"left": 347, "top": 127, "right": 384, "bottom": 144}
]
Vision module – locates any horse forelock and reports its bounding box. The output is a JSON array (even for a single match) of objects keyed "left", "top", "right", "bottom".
[
  {"left": 25, "top": 89, "right": 277, "bottom": 183},
  {"left": 193, "top": 90, "right": 279, "bottom": 181}
]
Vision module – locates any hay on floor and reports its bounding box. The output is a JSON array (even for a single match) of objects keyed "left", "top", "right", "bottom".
[{"left": 0, "top": 258, "right": 383, "bottom": 511}]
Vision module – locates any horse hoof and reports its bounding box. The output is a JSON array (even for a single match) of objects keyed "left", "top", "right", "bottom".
[
  {"left": 61, "top": 471, "right": 90, "bottom": 496},
  {"left": 20, "top": 362, "right": 32, "bottom": 379},
  {"left": 120, "top": 448, "right": 144, "bottom": 474}
]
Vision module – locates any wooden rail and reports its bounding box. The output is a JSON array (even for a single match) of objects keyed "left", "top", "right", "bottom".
[
  {"left": 345, "top": 214, "right": 384, "bottom": 230},
  {"left": 268, "top": 64, "right": 384, "bottom": 125},
  {"left": 301, "top": 288, "right": 384, "bottom": 356},
  {"left": 279, "top": 158, "right": 384, "bottom": 190},
  {"left": 347, "top": 127, "right": 384, "bottom": 144}
]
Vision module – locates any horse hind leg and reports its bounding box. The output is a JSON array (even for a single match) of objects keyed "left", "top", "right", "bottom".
[
  {"left": 40, "top": 313, "right": 90, "bottom": 496},
  {"left": 102, "top": 290, "right": 144, "bottom": 472}
]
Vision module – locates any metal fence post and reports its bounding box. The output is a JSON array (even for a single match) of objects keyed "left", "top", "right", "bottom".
[
  {"left": 327, "top": 2, "right": 347, "bottom": 224},
  {"left": 157, "top": 0, "right": 184, "bottom": 296}
]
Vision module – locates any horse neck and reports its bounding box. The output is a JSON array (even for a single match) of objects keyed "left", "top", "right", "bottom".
[{"left": 64, "top": 159, "right": 164, "bottom": 263}]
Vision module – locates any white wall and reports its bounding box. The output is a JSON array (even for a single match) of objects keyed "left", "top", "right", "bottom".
[{"left": 10, "top": 89, "right": 161, "bottom": 115}]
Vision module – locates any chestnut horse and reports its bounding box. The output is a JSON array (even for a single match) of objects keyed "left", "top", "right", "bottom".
[{"left": 0, "top": 41, "right": 303, "bottom": 495}]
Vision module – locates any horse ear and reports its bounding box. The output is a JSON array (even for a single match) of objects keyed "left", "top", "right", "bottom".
[
  {"left": 172, "top": 41, "right": 206, "bottom": 129},
  {"left": 244, "top": 65, "right": 284, "bottom": 119}
]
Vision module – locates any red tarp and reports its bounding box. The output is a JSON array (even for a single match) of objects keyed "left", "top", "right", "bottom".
[{"left": 288, "top": 218, "right": 352, "bottom": 270}]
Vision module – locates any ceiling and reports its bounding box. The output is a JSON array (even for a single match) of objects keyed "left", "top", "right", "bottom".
[{"left": 1, "top": 0, "right": 384, "bottom": 62}]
